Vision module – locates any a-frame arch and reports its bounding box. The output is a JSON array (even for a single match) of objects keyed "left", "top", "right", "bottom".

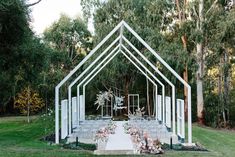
[{"left": 55, "top": 20, "right": 192, "bottom": 145}]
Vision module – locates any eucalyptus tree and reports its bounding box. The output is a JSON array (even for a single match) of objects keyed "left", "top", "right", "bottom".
[
  {"left": 81, "top": 0, "right": 235, "bottom": 124},
  {"left": 81, "top": 0, "right": 186, "bottom": 115},
  {"left": 161, "top": 0, "right": 235, "bottom": 125},
  {"left": 203, "top": 1, "right": 235, "bottom": 126},
  {"left": 43, "top": 14, "right": 93, "bottom": 67},
  {"left": 185, "top": 0, "right": 235, "bottom": 125}
]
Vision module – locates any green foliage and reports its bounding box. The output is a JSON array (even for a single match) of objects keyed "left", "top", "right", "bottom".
[
  {"left": 0, "top": 0, "right": 31, "bottom": 106},
  {"left": 0, "top": 0, "right": 76, "bottom": 114},
  {"left": 43, "top": 14, "right": 93, "bottom": 67},
  {"left": 81, "top": 0, "right": 235, "bottom": 126},
  {"left": 0, "top": 0, "right": 234, "bottom": 129},
  {"left": 82, "top": 0, "right": 196, "bottom": 112},
  {"left": 203, "top": 5, "right": 235, "bottom": 127},
  {"left": 0, "top": 0, "right": 30, "bottom": 45},
  {"left": 204, "top": 93, "right": 220, "bottom": 127},
  {"left": 0, "top": 0, "right": 67, "bottom": 116},
  {"left": 63, "top": 142, "right": 96, "bottom": 150}
]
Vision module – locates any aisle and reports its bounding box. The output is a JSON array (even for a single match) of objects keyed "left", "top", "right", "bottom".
[{"left": 105, "top": 121, "right": 134, "bottom": 150}]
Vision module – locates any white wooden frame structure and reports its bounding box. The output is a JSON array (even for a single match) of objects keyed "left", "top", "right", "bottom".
[
  {"left": 128, "top": 94, "right": 140, "bottom": 115},
  {"left": 74, "top": 47, "right": 164, "bottom": 121},
  {"left": 80, "top": 48, "right": 162, "bottom": 114},
  {"left": 55, "top": 21, "right": 192, "bottom": 144}
]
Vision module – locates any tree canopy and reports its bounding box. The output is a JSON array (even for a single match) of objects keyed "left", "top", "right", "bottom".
[{"left": 0, "top": 0, "right": 235, "bottom": 128}]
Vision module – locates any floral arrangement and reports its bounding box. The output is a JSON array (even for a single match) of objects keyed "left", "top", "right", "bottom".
[
  {"left": 107, "top": 120, "right": 117, "bottom": 134},
  {"left": 94, "top": 127, "right": 109, "bottom": 142},
  {"left": 94, "top": 121, "right": 117, "bottom": 150},
  {"left": 128, "top": 107, "right": 145, "bottom": 120},
  {"left": 94, "top": 121, "right": 117, "bottom": 142},
  {"left": 94, "top": 89, "right": 113, "bottom": 110},
  {"left": 138, "top": 132, "right": 164, "bottom": 154},
  {"left": 123, "top": 122, "right": 131, "bottom": 133},
  {"left": 124, "top": 123, "right": 164, "bottom": 154}
]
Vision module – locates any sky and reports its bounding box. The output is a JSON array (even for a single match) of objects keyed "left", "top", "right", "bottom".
[{"left": 29, "top": 0, "right": 94, "bottom": 35}]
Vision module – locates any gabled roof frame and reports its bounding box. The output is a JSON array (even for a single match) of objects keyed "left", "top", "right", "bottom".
[
  {"left": 77, "top": 48, "right": 162, "bottom": 118},
  {"left": 68, "top": 42, "right": 120, "bottom": 133},
  {"left": 82, "top": 49, "right": 158, "bottom": 91},
  {"left": 81, "top": 49, "right": 159, "bottom": 118},
  {"left": 70, "top": 38, "right": 175, "bottom": 136},
  {"left": 55, "top": 21, "right": 192, "bottom": 144}
]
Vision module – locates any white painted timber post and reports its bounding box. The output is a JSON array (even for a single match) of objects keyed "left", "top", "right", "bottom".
[
  {"left": 79, "top": 95, "right": 84, "bottom": 121},
  {"left": 177, "top": 99, "right": 180, "bottom": 136},
  {"left": 68, "top": 88, "right": 72, "bottom": 135},
  {"left": 83, "top": 86, "right": 86, "bottom": 120},
  {"left": 157, "top": 95, "right": 162, "bottom": 121},
  {"left": 128, "top": 95, "right": 130, "bottom": 116},
  {"left": 172, "top": 87, "right": 176, "bottom": 135},
  {"left": 165, "top": 96, "right": 171, "bottom": 128},
  {"left": 162, "top": 88, "right": 165, "bottom": 124},
  {"left": 55, "top": 87, "right": 59, "bottom": 143},
  {"left": 188, "top": 87, "right": 192, "bottom": 143},
  {"left": 101, "top": 102, "right": 103, "bottom": 117},
  {"left": 152, "top": 87, "right": 155, "bottom": 115},
  {"left": 111, "top": 96, "right": 113, "bottom": 117},
  {"left": 155, "top": 85, "right": 158, "bottom": 120},
  {"left": 61, "top": 99, "right": 68, "bottom": 139},
  {"left": 72, "top": 97, "right": 77, "bottom": 128},
  {"left": 177, "top": 99, "right": 185, "bottom": 139},
  {"left": 77, "top": 86, "right": 80, "bottom": 125}
]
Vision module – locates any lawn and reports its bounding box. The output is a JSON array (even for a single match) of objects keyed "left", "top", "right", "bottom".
[{"left": 0, "top": 116, "right": 235, "bottom": 157}]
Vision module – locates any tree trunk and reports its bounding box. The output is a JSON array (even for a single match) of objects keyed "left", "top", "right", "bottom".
[
  {"left": 124, "top": 76, "right": 130, "bottom": 114},
  {"left": 223, "top": 51, "right": 230, "bottom": 126},
  {"left": 27, "top": 103, "right": 30, "bottom": 123},
  {"left": 176, "top": 0, "right": 189, "bottom": 121},
  {"left": 218, "top": 56, "right": 223, "bottom": 125},
  {"left": 146, "top": 76, "right": 151, "bottom": 116},
  {"left": 27, "top": 86, "right": 30, "bottom": 123},
  {"left": 182, "top": 35, "right": 188, "bottom": 121},
  {"left": 149, "top": 84, "right": 153, "bottom": 116},
  {"left": 183, "top": 64, "right": 188, "bottom": 120},
  {"left": 196, "top": 0, "right": 205, "bottom": 125},
  {"left": 196, "top": 43, "right": 205, "bottom": 124},
  {"left": 152, "top": 86, "right": 156, "bottom": 116}
]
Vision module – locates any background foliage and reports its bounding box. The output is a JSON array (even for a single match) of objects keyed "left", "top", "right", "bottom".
[{"left": 0, "top": 0, "right": 235, "bottom": 128}]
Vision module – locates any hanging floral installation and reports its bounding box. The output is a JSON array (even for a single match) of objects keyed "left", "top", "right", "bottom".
[{"left": 94, "top": 89, "right": 113, "bottom": 110}]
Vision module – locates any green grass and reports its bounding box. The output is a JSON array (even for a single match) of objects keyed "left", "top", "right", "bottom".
[{"left": 0, "top": 116, "right": 235, "bottom": 157}]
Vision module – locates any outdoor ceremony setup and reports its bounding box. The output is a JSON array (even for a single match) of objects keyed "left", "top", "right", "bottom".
[
  {"left": 55, "top": 20, "right": 193, "bottom": 154},
  {"left": 2, "top": 0, "right": 235, "bottom": 156}
]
